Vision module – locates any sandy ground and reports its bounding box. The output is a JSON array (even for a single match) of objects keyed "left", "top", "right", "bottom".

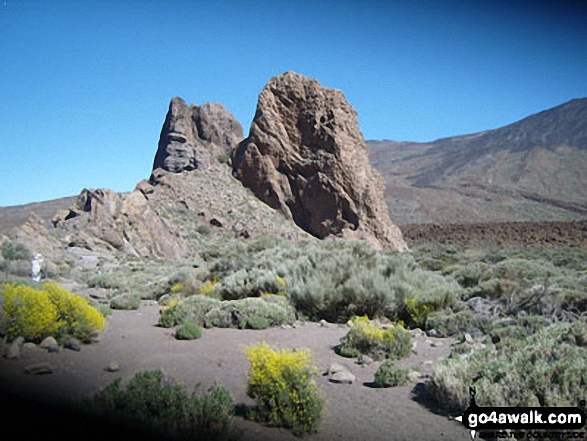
[{"left": 0, "top": 303, "right": 470, "bottom": 441}]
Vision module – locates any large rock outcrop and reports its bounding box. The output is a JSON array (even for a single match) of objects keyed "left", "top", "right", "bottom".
[
  {"left": 53, "top": 188, "right": 189, "bottom": 259},
  {"left": 152, "top": 98, "right": 243, "bottom": 174},
  {"left": 232, "top": 71, "right": 407, "bottom": 251}
]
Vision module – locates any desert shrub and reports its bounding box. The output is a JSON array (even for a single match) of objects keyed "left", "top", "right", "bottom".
[
  {"left": 199, "top": 278, "right": 221, "bottom": 298},
  {"left": 0, "top": 260, "right": 33, "bottom": 278},
  {"left": 425, "top": 309, "right": 474, "bottom": 336},
  {"left": 454, "top": 262, "right": 491, "bottom": 288},
  {"left": 485, "top": 315, "right": 552, "bottom": 342},
  {"left": 0, "top": 282, "right": 105, "bottom": 342},
  {"left": 1, "top": 241, "right": 31, "bottom": 261},
  {"left": 429, "top": 320, "right": 587, "bottom": 413},
  {"left": 217, "top": 296, "right": 295, "bottom": 329},
  {"left": 163, "top": 294, "right": 295, "bottom": 330},
  {"left": 109, "top": 293, "right": 140, "bottom": 310},
  {"left": 374, "top": 360, "right": 408, "bottom": 387},
  {"left": 390, "top": 268, "right": 461, "bottom": 328},
  {"left": 289, "top": 244, "right": 394, "bottom": 322},
  {"left": 338, "top": 315, "right": 411, "bottom": 361},
  {"left": 44, "top": 283, "right": 106, "bottom": 342},
  {"left": 561, "top": 318, "right": 587, "bottom": 347},
  {"left": 91, "top": 301, "right": 112, "bottom": 317},
  {"left": 200, "top": 239, "right": 461, "bottom": 324},
  {"left": 216, "top": 153, "right": 230, "bottom": 164},
  {"left": 87, "top": 273, "right": 123, "bottom": 290},
  {"left": 175, "top": 320, "right": 203, "bottom": 340},
  {"left": 196, "top": 224, "right": 211, "bottom": 236},
  {"left": 92, "top": 369, "right": 235, "bottom": 440},
  {"left": 464, "top": 277, "right": 503, "bottom": 300},
  {"left": 203, "top": 307, "right": 233, "bottom": 328},
  {"left": 413, "top": 245, "right": 459, "bottom": 272},
  {"left": 491, "top": 258, "right": 555, "bottom": 282},
  {"left": 217, "top": 269, "right": 287, "bottom": 300},
  {"left": 167, "top": 269, "right": 202, "bottom": 297},
  {"left": 245, "top": 342, "right": 324, "bottom": 436},
  {"left": 159, "top": 295, "right": 220, "bottom": 328},
  {"left": 247, "top": 234, "right": 291, "bottom": 253}
]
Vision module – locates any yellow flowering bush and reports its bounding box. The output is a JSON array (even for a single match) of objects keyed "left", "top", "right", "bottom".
[
  {"left": 1, "top": 283, "right": 105, "bottom": 342},
  {"left": 404, "top": 297, "right": 434, "bottom": 328},
  {"left": 2, "top": 283, "right": 60, "bottom": 341},
  {"left": 44, "top": 284, "right": 106, "bottom": 341},
  {"left": 339, "top": 315, "right": 411, "bottom": 360},
  {"left": 245, "top": 342, "right": 324, "bottom": 436}
]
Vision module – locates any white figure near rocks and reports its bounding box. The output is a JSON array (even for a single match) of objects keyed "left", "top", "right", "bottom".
[{"left": 31, "top": 253, "right": 44, "bottom": 282}]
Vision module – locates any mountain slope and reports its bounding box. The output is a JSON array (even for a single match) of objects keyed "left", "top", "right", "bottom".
[{"left": 369, "top": 98, "right": 587, "bottom": 225}]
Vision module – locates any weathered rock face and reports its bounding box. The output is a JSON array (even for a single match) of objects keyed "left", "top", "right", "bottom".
[
  {"left": 55, "top": 188, "right": 189, "bottom": 259},
  {"left": 152, "top": 97, "right": 243, "bottom": 174},
  {"left": 233, "top": 71, "right": 407, "bottom": 251}
]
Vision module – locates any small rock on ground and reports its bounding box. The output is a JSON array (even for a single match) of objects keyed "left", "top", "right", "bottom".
[
  {"left": 408, "top": 371, "right": 423, "bottom": 383},
  {"left": 324, "top": 362, "right": 351, "bottom": 376},
  {"left": 25, "top": 363, "right": 54, "bottom": 375},
  {"left": 330, "top": 371, "right": 355, "bottom": 384},
  {"left": 357, "top": 354, "right": 374, "bottom": 366},
  {"left": 5, "top": 337, "right": 24, "bottom": 360},
  {"left": 40, "top": 336, "right": 58, "bottom": 349},
  {"left": 64, "top": 338, "right": 82, "bottom": 352},
  {"left": 105, "top": 361, "right": 119, "bottom": 372}
]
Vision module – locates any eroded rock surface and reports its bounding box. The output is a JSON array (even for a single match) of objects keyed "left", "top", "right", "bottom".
[
  {"left": 57, "top": 188, "right": 188, "bottom": 259},
  {"left": 233, "top": 71, "right": 407, "bottom": 251},
  {"left": 152, "top": 98, "right": 243, "bottom": 173}
]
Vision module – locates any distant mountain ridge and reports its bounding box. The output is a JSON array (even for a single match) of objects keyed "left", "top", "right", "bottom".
[{"left": 368, "top": 98, "right": 587, "bottom": 225}]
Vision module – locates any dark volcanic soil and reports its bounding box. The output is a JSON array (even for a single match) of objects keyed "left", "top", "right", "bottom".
[{"left": 402, "top": 220, "right": 587, "bottom": 248}]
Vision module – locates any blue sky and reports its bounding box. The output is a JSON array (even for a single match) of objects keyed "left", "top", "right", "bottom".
[{"left": 1, "top": 0, "right": 586, "bottom": 206}]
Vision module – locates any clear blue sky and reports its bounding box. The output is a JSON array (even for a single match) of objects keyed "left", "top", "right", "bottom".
[{"left": 1, "top": 0, "right": 586, "bottom": 206}]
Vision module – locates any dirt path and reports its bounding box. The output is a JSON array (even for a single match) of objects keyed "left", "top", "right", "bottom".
[{"left": 0, "top": 304, "right": 469, "bottom": 441}]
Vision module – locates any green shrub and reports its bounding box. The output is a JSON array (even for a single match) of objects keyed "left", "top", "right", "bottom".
[
  {"left": 197, "top": 225, "right": 211, "bottom": 236},
  {"left": 221, "top": 296, "right": 295, "bottom": 329},
  {"left": 0, "top": 282, "right": 105, "bottom": 342},
  {"left": 429, "top": 320, "right": 587, "bottom": 413},
  {"left": 175, "top": 321, "right": 202, "bottom": 340},
  {"left": 87, "top": 273, "right": 122, "bottom": 290},
  {"left": 425, "top": 309, "right": 474, "bottom": 336},
  {"left": 338, "top": 316, "right": 412, "bottom": 361},
  {"left": 0, "top": 260, "right": 32, "bottom": 278},
  {"left": 92, "top": 370, "right": 235, "bottom": 439},
  {"left": 1, "top": 241, "right": 31, "bottom": 261},
  {"left": 216, "top": 153, "right": 230, "bottom": 164},
  {"left": 203, "top": 307, "right": 232, "bottom": 328},
  {"left": 454, "top": 262, "right": 491, "bottom": 288},
  {"left": 159, "top": 295, "right": 220, "bottom": 328},
  {"left": 374, "top": 360, "right": 408, "bottom": 387},
  {"left": 217, "top": 268, "right": 286, "bottom": 300},
  {"left": 162, "top": 295, "right": 295, "bottom": 330},
  {"left": 245, "top": 342, "right": 324, "bottom": 436},
  {"left": 110, "top": 293, "right": 140, "bottom": 310}
]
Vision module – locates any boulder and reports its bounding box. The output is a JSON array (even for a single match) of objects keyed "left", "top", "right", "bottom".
[
  {"left": 64, "top": 338, "right": 81, "bottom": 352},
  {"left": 105, "top": 361, "right": 120, "bottom": 372},
  {"left": 5, "top": 337, "right": 24, "bottom": 360},
  {"left": 233, "top": 72, "right": 408, "bottom": 251},
  {"left": 330, "top": 371, "right": 355, "bottom": 384}
]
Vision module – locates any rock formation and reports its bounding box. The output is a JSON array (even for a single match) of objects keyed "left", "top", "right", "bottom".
[
  {"left": 152, "top": 98, "right": 243, "bottom": 174},
  {"left": 232, "top": 71, "right": 407, "bottom": 251},
  {"left": 54, "top": 188, "right": 189, "bottom": 259}
]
